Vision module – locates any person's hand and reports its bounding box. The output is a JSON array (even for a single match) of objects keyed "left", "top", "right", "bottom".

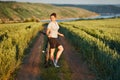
[{"left": 60, "top": 33, "right": 64, "bottom": 37}]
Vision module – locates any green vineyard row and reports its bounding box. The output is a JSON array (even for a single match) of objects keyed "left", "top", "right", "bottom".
[
  {"left": 0, "top": 22, "right": 43, "bottom": 80},
  {"left": 59, "top": 18, "right": 120, "bottom": 80}
]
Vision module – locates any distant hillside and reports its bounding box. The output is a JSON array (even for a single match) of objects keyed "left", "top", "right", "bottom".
[
  {"left": 0, "top": 1, "right": 98, "bottom": 21},
  {"left": 54, "top": 4, "right": 120, "bottom": 15}
]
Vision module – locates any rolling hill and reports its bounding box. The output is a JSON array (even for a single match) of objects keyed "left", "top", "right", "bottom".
[
  {"left": 54, "top": 4, "right": 120, "bottom": 15},
  {"left": 0, "top": 1, "right": 98, "bottom": 21}
]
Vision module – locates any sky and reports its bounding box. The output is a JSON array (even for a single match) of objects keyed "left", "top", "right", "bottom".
[{"left": 1, "top": 0, "right": 120, "bottom": 4}]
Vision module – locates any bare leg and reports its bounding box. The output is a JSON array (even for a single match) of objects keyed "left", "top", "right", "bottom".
[
  {"left": 50, "top": 48, "right": 55, "bottom": 62},
  {"left": 46, "top": 43, "right": 50, "bottom": 62},
  {"left": 55, "top": 45, "right": 64, "bottom": 63}
]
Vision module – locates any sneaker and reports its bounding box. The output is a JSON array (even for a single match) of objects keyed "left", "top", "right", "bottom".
[
  {"left": 48, "top": 60, "right": 52, "bottom": 67},
  {"left": 55, "top": 64, "right": 60, "bottom": 68},
  {"left": 44, "top": 63, "right": 49, "bottom": 68},
  {"left": 53, "top": 61, "right": 60, "bottom": 68}
]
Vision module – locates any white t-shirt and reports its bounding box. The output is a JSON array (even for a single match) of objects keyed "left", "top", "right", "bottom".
[{"left": 47, "top": 21, "right": 59, "bottom": 38}]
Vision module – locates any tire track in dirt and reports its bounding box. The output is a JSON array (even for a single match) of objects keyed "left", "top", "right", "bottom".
[
  {"left": 15, "top": 28, "right": 96, "bottom": 80},
  {"left": 16, "top": 34, "right": 44, "bottom": 80},
  {"left": 60, "top": 37, "right": 96, "bottom": 80}
]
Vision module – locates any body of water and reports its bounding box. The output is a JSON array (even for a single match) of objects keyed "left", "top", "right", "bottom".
[{"left": 41, "top": 14, "right": 120, "bottom": 22}]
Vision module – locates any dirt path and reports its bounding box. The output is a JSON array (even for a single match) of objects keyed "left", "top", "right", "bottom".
[
  {"left": 15, "top": 29, "right": 96, "bottom": 80},
  {"left": 16, "top": 34, "right": 44, "bottom": 80},
  {"left": 60, "top": 37, "right": 96, "bottom": 80}
]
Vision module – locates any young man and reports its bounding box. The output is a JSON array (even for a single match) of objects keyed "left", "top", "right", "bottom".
[{"left": 46, "top": 13, "right": 64, "bottom": 67}]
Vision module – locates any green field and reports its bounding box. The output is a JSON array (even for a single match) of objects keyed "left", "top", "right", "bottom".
[
  {"left": 59, "top": 18, "right": 120, "bottom": 80},
  {"left": 0, "top": 22, "right": 43, "bottom": 80},
  {"left": 1, "top": 18, "right": 120, "bottom": 80}
]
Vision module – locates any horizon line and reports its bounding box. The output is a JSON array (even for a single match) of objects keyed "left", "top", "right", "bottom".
[{"left": 0, "top": 1, "right": 120, "bottom": 5}]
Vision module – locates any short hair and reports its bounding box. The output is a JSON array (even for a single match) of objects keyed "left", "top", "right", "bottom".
[{"left": 50, "top": 13, "right": 56, "bottom": 17}]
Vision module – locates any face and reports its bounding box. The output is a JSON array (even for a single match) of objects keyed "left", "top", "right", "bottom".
[{"left": 50, "top": 16, "right": 56, "bottom": 21}]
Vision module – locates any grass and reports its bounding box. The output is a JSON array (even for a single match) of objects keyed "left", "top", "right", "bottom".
[
  {"left": 40, "top": 54, "right": 72, "bottom": 80},
  {"left": 40, "top": 56, "right": 72, "bottom": 80},
  {"left": 0, "top": 22, "right": 43, "bottom": 80},
  {"left": 59, "top": 18, "right": 120, "bottom": 80},
  {"left": 0, "top": 1, "right": 98, "bottom": 20}
]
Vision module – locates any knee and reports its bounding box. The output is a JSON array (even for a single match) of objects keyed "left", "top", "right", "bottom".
[{"left": 59, "top": 46, "right": 64, "bottom": 52}]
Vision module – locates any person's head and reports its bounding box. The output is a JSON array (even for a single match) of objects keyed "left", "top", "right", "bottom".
[{"left": 50, "top": 13, "right": 56, "bottom": 21}]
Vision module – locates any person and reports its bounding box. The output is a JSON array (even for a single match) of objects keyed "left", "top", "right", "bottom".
[{"left": 46, "top": 13, "right": 64, "bottom": 67}]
